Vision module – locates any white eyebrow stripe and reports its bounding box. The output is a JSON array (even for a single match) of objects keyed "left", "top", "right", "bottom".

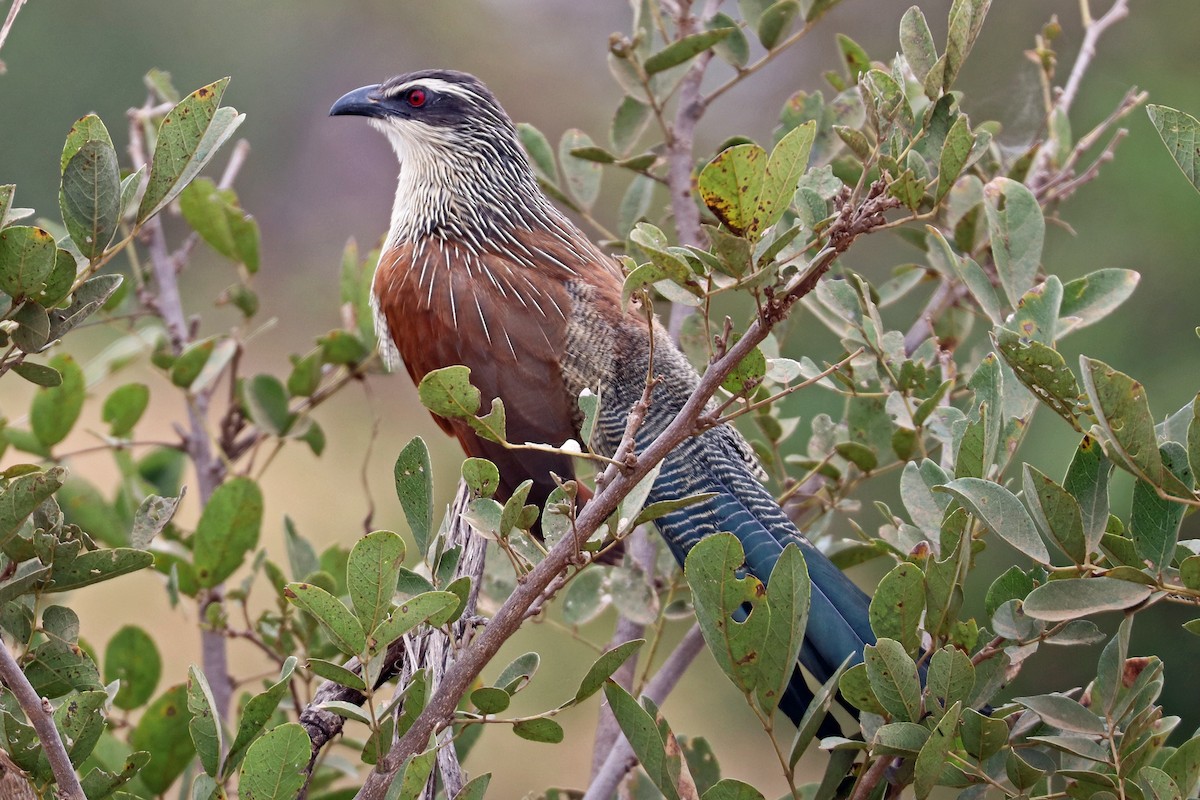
[{"left": 383, "top": 78, "right": 479, "bottom": 102}]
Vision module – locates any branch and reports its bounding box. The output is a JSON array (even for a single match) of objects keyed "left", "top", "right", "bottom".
[
  {"left": 352, "top": 186, "right": 897, "bottom": 800},
  {"left": 129, "top": 100, "right": 234, "bottom": 719},
  {"left": 664, "top": 1, "right": 717, "bottom": 341},
  {"left": 0, "top": 0, "right": 27, "bottom": 67},
  {"left": 1028, "top": 0, "right": 1131, "bottom": 190},
  {"left": 1057, "top": 0, "right": 1130, "bottom": 118},
  {"left": 582, "top": 623, "right": 707, "bottom": 800},
  {"left": 0, "top": 640, "right": 84, "bottom": 800}
]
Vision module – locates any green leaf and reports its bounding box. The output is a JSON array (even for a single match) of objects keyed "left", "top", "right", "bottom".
[
  {"left": 305, "top": 657, "right": 365, "bottom": 691},
  {"left": 102, "top": 383, "right": 150, "bottom": 437},
  {"left": 788, "top": 655, "right": 852, "bottom": 768},
  {"left": 244, "top": 374, "right": 293, "bottom": 436},
  {"left": 348, "top": 530, "right": 406, "bottom": 634},
  {"left": 30, "top": 353, "right": 84, "bottom": 448},
  {"left": 238, "top": 723, "right": 309, "bottom": 800},
  {"left": 572, "top": 639, "right": 644, "bottom": 704},
  {"left": 720, "top": 344, "right": 767, "bottom": 395},
  {"left": 756, "top": 121, "right": 815, "bottom": 233},
  {"left": 11, "top": 361, "right": 61, "bottom": 387},
  {"left": 224, "top": 657, "right": 297, "bottom": 776},
  {"left": 130, "top": 685, "right": 194, "bottom": 794},
  {"left": 914, "top": 701, "right": 961, "bottom": 799},
  {"left": 1163, "top": 735, "right": 1200, "bottom": 798},
  {"left": 756, "top": 0, "right": 801, "bottom": 50},
  {"left": 46, "top": 548, "right": 154, "bottom": 592},
  {"left": 512, "top": 718, "right": 565, "bottom": 744},
  {"left": 49, "top": 689, "right": 108, "bottom": 769},
  {"left": 21, "top": 638, "right": 101, "bottom": 697},
  {"left": 194, "top": 477, "right": 263, "bottom": 587},
  {"left": 992, "top": 328, "right": 1082, "bottom": 429},
  {"left": 943, "top": 0, "right": 992, "bottom": 90},
  {"left": 1059, "top": 269, "right": 1140, "bottom": 334},
  {"left": 284, "top": 582, "right": 366, "bottom": 655},
  {"left": 709, "top": 13, "right": 749, "bottom": 66},
  {"left": 36, "top": 247, "right": 77, "bottom": 309},
  {"left": 644, "top": 28, "right": 734, "bottom": 75},
  {"left": 1022, "top": 577, "right": 1152, "bottom": 621},
  {"left": 60, "top": 114, "right": 113, "bottom": 171},
  {"left": 394, "top": 437, "right": 434, "bottom": 556},
  {"left": 961, "top": 706, "right": 1008, "bottom": 760},
  {"left": 138, "top": 78, "right": 245, "bottom": 222},
  {"left": 79, "top": 750, "right": 150, "bottom": 799},
  {"left": 1147, "top": 105, "right": 1200, "bottom": 192},
  {"left": 698, "top": 143, "right": 766, "bottom": 237},
  {"left": 1023, "top": 464, "right": 1087, "bottom": 564},
  {"left": 131, "top": 493, "right": 181, "bottom": 549},
  {"left": 1064, "top": 435, "right": 1112, "bottom": 556},
  {"left": 984, "top": 177, "right": 1044, "bottom": 307},
  {"left": 104, "top": 625, "right": 162, "bottom": 710},
  {"left": 517, "top": 122, "right": 559, "bottom": 184},
  {"left": 187, "top": 666, "right": 223, "bottom": 777},
  {"left": 560, "top": 129, "right": 603, "bottom": 210},
  {"left": 685, "top": 533, "right": 769, "bottom": 693},
  {"left": 171, "top": 338, "right": 215, "bottom": 388},
  {"left": 47, "top": 273, "right": 122, "bottom": 341},
  {"left": 495, "top": 651, "right": 540, "bottom": 694},
  {"left": 178, "top": 178, "right": 261, "bottom": 271},
  {"left": 462, "top": 458, "right": 500, "bottom": 498},
  {"left": 560, "top": 566, "right": 607, "bottom": 626},
  {"left": 755, "top": 544, "right": 810, "bottom": 714},
  {"left": 1131, "top": 442, "right": 1191, "bottom": 571},
  {"left": 869, "top": 562, "right": 925, "bottom": 656},
  {"left": 60, "top": 139, "right": 121, "bottom": 259},
  {"left": 703, "top": 780, "right": 766, "bottom": 800},
  {"left": 1014, "top": 693, "right": 1105, "bottom": 734},
  {"left": 471, "top": 686, "right": 510, "bottom": 714},
  {"left": 806, "top": 0, "right": 844, "bottom": 22},
  {"left": 1080, "top": 357, "right": 1163, "bottom": 484},
  {"left": 926, "top": 647, "right": 974, "bottom": 716},
  {"left": 0, "top": 226, "right": 57, "bottom": 299},
  {"left": 417, "top": 365, "right": 481, "bottom": 419},
  {"left": 603, "top": 682, "right": 679, "bottom": 800},
  {"left": 900, "top": 6, "right": 938, "bottom": 84},
  {"left": 369, "top": 590, "right": 458, "bottom": 651},
  {"left": 0, "top": 465, "right": 63, "bottom": 554},
  {"left": 937, "top": 477, "right": 1049, "bottom": 563},
  {"left": 864, "top": 638, "right": 922, "bottom": 722}
]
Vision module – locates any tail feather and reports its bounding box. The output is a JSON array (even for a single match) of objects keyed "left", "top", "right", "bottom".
[{"left": 648, "top": 426, "right": 875, "bottom": 724}]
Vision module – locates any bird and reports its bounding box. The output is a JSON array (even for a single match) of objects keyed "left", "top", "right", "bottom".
[{"left": 329, "top": 69, "right": 875, "bottom": 724}]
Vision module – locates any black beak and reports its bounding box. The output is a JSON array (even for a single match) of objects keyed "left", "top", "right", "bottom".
[{"left": 330, "top": 84, "right": 387, "bottom": 118}]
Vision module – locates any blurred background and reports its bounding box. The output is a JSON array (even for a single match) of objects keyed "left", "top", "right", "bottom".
[{"left": 1, "top": 1, "right": 1199, "bottom": 796}]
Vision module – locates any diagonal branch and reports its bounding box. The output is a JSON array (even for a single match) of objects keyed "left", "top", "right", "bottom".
[{"left": 0, "top": 639, "right": 84, "bottom": 800}]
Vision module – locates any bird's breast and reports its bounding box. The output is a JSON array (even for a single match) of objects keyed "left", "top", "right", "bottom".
[{"left": 372, "top": 227, "right": 636, "bottom": 441}]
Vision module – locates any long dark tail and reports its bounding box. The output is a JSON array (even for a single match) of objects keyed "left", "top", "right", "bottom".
[{"left": 648, "top": 425, "right": 875, "bottom": 724}]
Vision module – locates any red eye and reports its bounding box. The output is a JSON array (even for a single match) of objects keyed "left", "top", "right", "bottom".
[{"left": 406, "top": 89, "right": 427, "bottom": 108}]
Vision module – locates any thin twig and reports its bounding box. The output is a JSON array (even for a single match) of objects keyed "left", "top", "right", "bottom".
[
  {"left": 848, "top": 754, "right": 894, "bottom": 800},
  {"left": 581, "top": 624, "right": 707, "bottom": 800},
  {"left": 1058, "top": 0, "right": 1130, "bottom": 118},
  {"left": 0, "top": 640, "right": 85, "bottom": 800},
  {"left": 0, "top": 0, "right": 27, "bottom": 63}
]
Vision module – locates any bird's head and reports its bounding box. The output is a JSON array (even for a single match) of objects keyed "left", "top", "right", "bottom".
[{"left": 331, "top": 69, "right": 548, "bottom": 239}]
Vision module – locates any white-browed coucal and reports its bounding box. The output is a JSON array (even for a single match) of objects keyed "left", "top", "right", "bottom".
[{"left": 330, "top": 69, "right": 875, "bottom": 722}]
